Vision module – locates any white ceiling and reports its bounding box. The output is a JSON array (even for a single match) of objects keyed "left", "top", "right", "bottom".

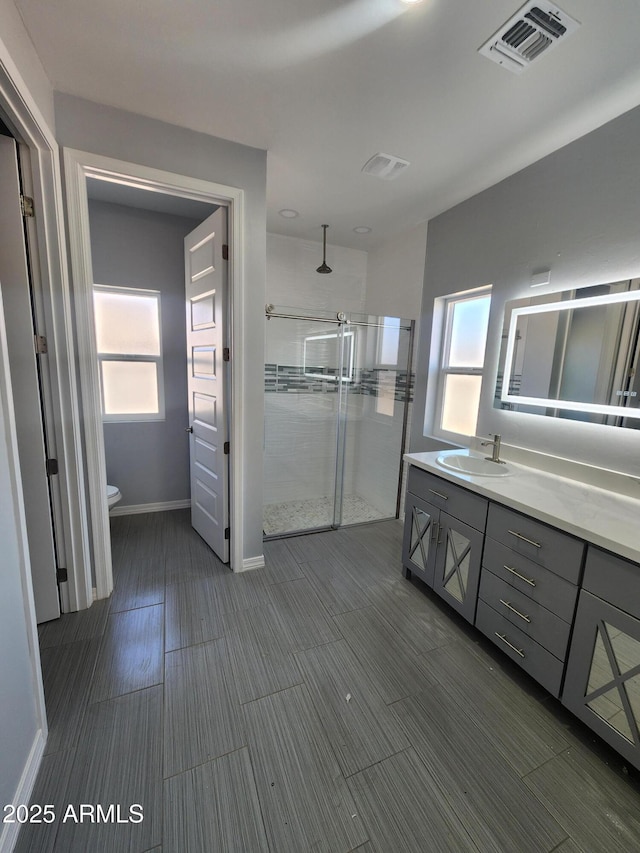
[{"left": 15, "top": 0, "right": 640, "bottom": 250}]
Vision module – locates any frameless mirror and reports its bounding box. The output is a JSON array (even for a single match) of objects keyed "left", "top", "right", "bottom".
[{"left": 495, "top": 280, "right": 640, "bottom": 428}]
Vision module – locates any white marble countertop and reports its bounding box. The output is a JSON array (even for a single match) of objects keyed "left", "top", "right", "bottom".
[{"left": 405, "top": 449, "right": 640, "bottom": 564}]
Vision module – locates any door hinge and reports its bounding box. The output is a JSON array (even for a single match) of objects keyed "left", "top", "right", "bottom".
[
  {"left": 35, "top": 334, "right": 48, "bottom": 354},
  {"left": 57, "top": 567, "right": 68, "bottom": 583},
  {"left": 46, "top": 458, "right": 59, "bottom": 476},
  {"left": 20, "top": 194, "right": 35, "bottom": 218},
  {"left": 223, "top": 441, "right": 230, "bottom": 454},
  {"left": 222, "top": 244, "right": 229, "bottom": 261},
  {"left": 224, "top": 527, "right": 230, "bottom": 540},
  {"left": 223, "top": 347, "right": 230, "bottom": 362}
]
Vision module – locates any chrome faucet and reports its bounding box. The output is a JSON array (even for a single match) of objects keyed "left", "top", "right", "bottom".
[{"left": 480, "top": 433, "right": 505, "bottom": 464}]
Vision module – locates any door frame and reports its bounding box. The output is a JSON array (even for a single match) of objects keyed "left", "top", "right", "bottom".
[
  {"left": 63, "top": 148, "right": 246, "bottom": 597},
  {"left": 0, "top": 50, "right": 92, "bottom": 616}
]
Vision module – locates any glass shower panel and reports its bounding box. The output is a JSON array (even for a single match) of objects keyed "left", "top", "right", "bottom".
[
  {"left": 263, "top": 314, "right": 342, "bottom": 535},
  {"left": 339, "top": 315, "right": 413, "bottom": 525}
]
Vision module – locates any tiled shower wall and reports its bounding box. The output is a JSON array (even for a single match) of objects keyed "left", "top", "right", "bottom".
[{"left": 263, "top": 362, "right": 414, "bottom": 512}]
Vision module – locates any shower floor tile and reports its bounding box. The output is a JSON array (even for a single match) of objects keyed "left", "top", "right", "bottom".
[{"left": 263, "top": 494, "right": 385, "bottom": 536}]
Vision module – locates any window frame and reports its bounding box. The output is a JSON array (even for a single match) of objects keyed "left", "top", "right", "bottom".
[
  {"left": 373, "top": 316, "right": 402, "bottom": 419},
  {"left": 432, "top": 286, "right": 492, "bottom": 443},
  {"left": 93, "top": 284, "right": 165, "bottom": 423}
]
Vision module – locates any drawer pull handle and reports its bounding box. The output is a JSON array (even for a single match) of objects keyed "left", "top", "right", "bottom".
[
  {"left": 503, "top": 565, "right": 536, "bottom": 587},
  {"left": 495, "top": 632, "right": 525, "bottom": 658},
  {"left": 428, "top": 489, "right": 449, "bottom": 501},
  {"left": 508, "top": 529, "right": 541, "bottom": 549},
  {"left": 499, "top": 599, "right": 531, "bottom": 623}
]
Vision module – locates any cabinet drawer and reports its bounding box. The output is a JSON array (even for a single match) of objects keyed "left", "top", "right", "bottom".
[
  {"left": 475, "top": 600, "right": 564, "bottom": 697},
  {"left": 407, "top": 467, "right": 488, "bottom": 531},
  {"left": 486, "top": 503, "right": 584, "bottom": 583},
  {"left": 479, "top": 569, "right": 571, "bottom": 660},
  {"left": 583, "top": 547, "right": 640, "bottom": 621},
  {"left": 482, "top": 538, "right": 578, "bottom": 622}
]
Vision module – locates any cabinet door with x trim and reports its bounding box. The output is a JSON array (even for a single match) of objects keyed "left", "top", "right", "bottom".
[
  {"left": 402, "top": 493, "right": 440, "bottom": 587},
  {"left": 432, "top": 511, "right": 484, "bottom": 623}
]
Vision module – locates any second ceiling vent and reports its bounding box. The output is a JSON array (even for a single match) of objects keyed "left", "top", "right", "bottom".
[{"left": 479, "top": 2, "right": 580, "bottom": 74}]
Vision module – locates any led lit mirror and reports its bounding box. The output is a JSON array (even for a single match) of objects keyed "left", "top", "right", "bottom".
[
  {"left": 495, "top": 280, "right": 640, "bottom": 428},
  {"left": 304, "top": 329, "right": 355, "bottom": 382}
]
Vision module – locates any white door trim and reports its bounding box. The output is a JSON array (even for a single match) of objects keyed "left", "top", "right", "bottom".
[
  {"left": 62, "top": 148, "right": 246, "bottom": 595},
  {"left": 0, "top": 44, "right": 92, "bottom": 618}
]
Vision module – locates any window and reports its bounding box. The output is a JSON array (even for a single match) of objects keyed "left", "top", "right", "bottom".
[
  {"left": 435, "top": 288, "right": 491, "bottom": 440},
  {"left": 93, "top": 285, "right": 164, "bottom": 421},
  {"left": 376, "top": 317, "right": 401, "bottom": 417}
]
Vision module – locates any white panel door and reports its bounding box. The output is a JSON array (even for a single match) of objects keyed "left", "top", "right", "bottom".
[
  {"left": 185, "top": 208, "right": 229, "bottom": 562},
  {"left": 0, "top": 135, "right": 60, "bottom": 622}
]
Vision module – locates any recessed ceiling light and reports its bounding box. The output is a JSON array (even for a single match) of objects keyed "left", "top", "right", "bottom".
[
  {"left": 278, "top": 209, "right": 299, "bottom": 218},
  {"left": 353, "top": 226, "right": 372, "bottom": 234}
]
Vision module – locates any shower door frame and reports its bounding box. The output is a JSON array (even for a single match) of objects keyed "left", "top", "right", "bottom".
[{"left": 264, "top": 306, "right": 414, "bottom": 539}]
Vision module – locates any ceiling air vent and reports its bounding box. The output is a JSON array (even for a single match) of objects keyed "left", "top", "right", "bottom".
[
  {"left": 479, "top": 2, "right": 580, "bottom": 74},
  {"left": 362, "top": 153, "right": 410, "bottom": 180}
]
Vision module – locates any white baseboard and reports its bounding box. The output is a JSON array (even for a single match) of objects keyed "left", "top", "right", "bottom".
[
  {"left": 110, "top": 499, "right": 191, "bottom": 517},
  {"left": 0, "top": 730, "right": 46, "bottom": 853},
  {"left": 240, "top": 554, "right": 265, "bottom": 572}
]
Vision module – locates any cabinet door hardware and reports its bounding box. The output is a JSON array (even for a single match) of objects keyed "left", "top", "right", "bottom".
[
  {"left": 430, "top": 520, "right": 438, "bottom": 543},
  {"left": 503, "top": 564, "right": 536, "bottom": 587},
  {"left": 428, "top": 488, "right": 449, "bottom": 500},
  {"left": 508, "top": 529, "right": 541, "bottom": 549},
  {"left": 495, "top": 632, "right": 525, "bottom": 658},
  {"left": 499, "top": 599, "right": 531, "bottom": 623}
]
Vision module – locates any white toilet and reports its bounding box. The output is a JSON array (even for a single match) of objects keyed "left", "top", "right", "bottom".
[{"left": 107, "top": 484, "right": 122, "bottom": 510}]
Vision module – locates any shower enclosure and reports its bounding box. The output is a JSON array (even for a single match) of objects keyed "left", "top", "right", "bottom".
[{"left": 263, "top": 305, "right": 414, "bottom": 537}]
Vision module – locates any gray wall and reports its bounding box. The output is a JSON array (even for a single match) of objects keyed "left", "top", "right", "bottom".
[
  {"left": 89, "top": 199, "right": 202, "bottom": 508},
  {"left": 55, "top": 92, "right": 267, "bottom": 562},
  {"left": 0, "top": 0, "right": 55, "bottom": 130},
  {"left": 412, "top": 102, "right": 640, "bottom": 480}
]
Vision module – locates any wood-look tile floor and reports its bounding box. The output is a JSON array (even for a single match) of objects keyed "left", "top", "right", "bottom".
[{"left": 19, "top": 509, "right": 640, "bottom": 852}]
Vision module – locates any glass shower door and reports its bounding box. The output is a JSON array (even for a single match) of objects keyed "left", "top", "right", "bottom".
[
  {"left": 263, "top": 308, "right": 413, "bottom": 537},
  {"left": 338, "top": 314, "right": 413, "bottom": 525},
  {"left": 263, "top": 312, "right": 343, "bottom": 535}
]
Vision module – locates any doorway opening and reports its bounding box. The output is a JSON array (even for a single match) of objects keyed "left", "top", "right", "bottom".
[
  {"left": 263, "top": 306, "right": 414, "bottom": 537},
  {"left": 85, "top": 181, "right": 231, "bottom": 560},
  {"left": 63, "top": 149, "right": 247, "bottom": 601},
  {"left": 0, "top": 126, "right": 63, "bottom": 623}
]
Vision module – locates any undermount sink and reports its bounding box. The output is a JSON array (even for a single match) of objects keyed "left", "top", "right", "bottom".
[{"left": 436, "top": 453, "right": 513, "bottom": 478}]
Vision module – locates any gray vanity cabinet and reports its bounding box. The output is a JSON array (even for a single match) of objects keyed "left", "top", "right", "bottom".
[
  {"left": 475, "top": 504, "right": 584, "bottom": 698},
  {"left": 563, "top": 547, "right": 640, "bottom": 770},
  {"left": 402, "top": 467, "right": 487, "bottom": 622},
  {"left": 402, "top": 459, "right": 640, "bottom": 769}
]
